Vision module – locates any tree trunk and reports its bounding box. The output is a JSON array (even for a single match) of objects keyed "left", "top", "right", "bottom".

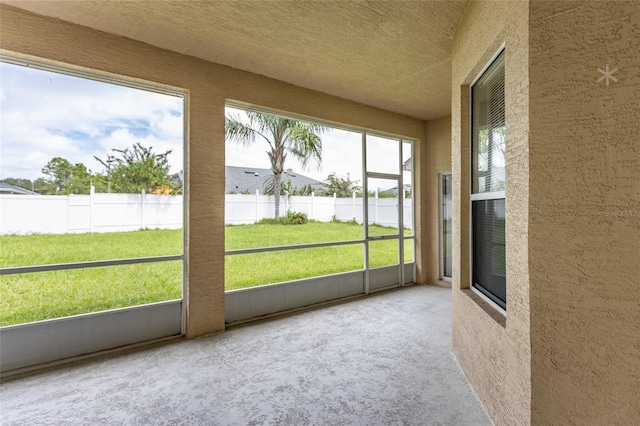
[
  {"left": 268, "top": 144, "right": 286, "bottom": 221},
  {"left": 273, "top": 171, "right": 282, "bottom": 220}
]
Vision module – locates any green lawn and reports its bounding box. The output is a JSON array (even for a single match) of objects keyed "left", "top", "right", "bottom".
[
  {"left": 1, "top": 229, "right": 182, "bottom": 267},
  {"left": 1, "top": 222, "right": 413, "bottom": 326}
]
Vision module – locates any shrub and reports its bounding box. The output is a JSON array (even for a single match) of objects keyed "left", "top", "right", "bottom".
[
  {"left": 257, "top": 210, "right": 308, "bottom": 225},
  {"left": 281, "top": 210, "right": 308, "bottom": 225},
  {"left": 330, "top": 216, "right": 359, "bottom": 226}
]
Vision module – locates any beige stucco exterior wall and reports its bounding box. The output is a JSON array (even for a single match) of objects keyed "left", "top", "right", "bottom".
[
  {"left": 451, "top": 1, "right": 531, "bottom": 425},
  {"left": 0, "top": 5, "right": 427, "bottom": 338},
  {"left": 416, "top": 116, "right": 452, "bottom": 286},
  {"left": 529, "top": 2, "right": 640, "bottom": 424}
]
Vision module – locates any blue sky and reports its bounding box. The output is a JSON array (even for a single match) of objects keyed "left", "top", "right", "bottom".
[{"left": 0, "top": 61, "right": 409, "bottom": 190}]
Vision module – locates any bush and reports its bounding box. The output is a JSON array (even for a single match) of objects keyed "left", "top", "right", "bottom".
[
  {"left": 257, "top": 210, "right": 308, "bottom": 225},
  {"left": 330, "top": 215, "right": 358, "bottom": 226},
  {"left": 281, "top": 210, "right": 308, "bottom": 225}
]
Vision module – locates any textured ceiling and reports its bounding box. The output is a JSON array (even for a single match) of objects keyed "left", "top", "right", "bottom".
[{"left": 5, "top": 1, "right": 468, "bottom": 121}]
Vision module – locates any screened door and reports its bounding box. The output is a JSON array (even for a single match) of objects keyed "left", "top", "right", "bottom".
[{"left": 364, "top": 135, "right": 413, "bottom": 292}]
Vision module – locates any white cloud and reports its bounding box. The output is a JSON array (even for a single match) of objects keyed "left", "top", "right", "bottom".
[
  {"left": 0, "top": 62, "right": 184, "bottom": 180},
  {"left": 224, "top": 108, "right": 365, "bottom": 184},
  {"left": 224, "top": 108, "right": 407, "bottom": 190},
  {"left": 0, "top": 62, "right": 406, "bottom": 190}
]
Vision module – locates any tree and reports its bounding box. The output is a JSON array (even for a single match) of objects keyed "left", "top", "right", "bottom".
[
  {"left": 225, "top": 111, "right": 327, "bottom": 219},
  {"left": 95, "top": 142, "right": 177, "bottom": 194},
  {"left": 41, "top": 157, "right": 92, "bottom": 194},
  {"left": 33, "top": 177, "right": 53, "bottom": 194},
  {"left": 263, "top": 176, "right": 314, "bottom": 196},
  {"left": 1, "top": 178, "right": 34, "bottom": 192},
  {"left": 477, "top": 127, "right": 505, "bottom": 192},
  {"left": 320, "top": 172, "right": 361, "bottom": 198}
]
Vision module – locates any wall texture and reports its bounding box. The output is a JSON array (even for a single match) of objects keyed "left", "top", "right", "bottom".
[
  {"left": 0, "top": 5, "right": 427, "bottom": 338},
  {"left": 418, "top": 116, "right": 452, "bottom": 286},
  {"left": 529, "top": 2, "right": 640, "bottom": 424},
  {"left": 451, "top": 1, "right": 531, "bottom": 425}
]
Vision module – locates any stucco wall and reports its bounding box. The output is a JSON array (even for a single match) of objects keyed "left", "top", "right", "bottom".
[
  {"left": 529, "top": 2, "right": 640, "bottom": 424},
  {"left": 451, "top": 1, "right": 531, "bottom": 425},
  {"left": 0, "top": 5, "right": 427, "bottom": 337},
  {"left": 417, "top": 116, "right": 452, "bottom": 286}
]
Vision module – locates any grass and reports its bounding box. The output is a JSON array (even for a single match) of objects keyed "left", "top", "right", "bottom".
[
  {"left": 1, "top": 222, "right": 413, "bottom": 326},
  {"left": 1, "top": 229, "right": 182, "bottom": 267},
  {"left": 225, "top": 221, "right": 411, "bottom": 250},
  {"left": 1, "top": 262, "right": 182, "bottom": 326}
]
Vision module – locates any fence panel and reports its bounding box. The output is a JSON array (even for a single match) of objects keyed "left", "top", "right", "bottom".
[
  {"left": 257, "top": 195, "right": 275, "bottom": 221},
  {"left": 369, "top": 198, "right": 398, "bottom": 228},
  {"left": 68, "top": 194, "right": 91, "bottom": 233},
  {"left": 288, "top": 195, "right": 335, "bottom": 222},
  {"left": 93, "top": 193, "right": 144, "bottom": 232},
  {"left": 334, "top": 197, "right": 363, "bottom": 223},
  {"left": 0, "top": 195, "right": 69, "bottom": 234},
  {"left": 404, "top": 200, "right": 414, "bottom": 231},
  {"left": 140, "top": 194, "right": 183, "bottom": 229},
  {"left": 0, "top": 193, "right": 413, "bottom": 235},
  {"left": 226, "top": 193, "right": 257, "bottom": 225}
]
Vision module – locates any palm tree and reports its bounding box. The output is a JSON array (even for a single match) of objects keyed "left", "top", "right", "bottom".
[{"left": 225, "top": 111, "right": 327, "bottom": 219}]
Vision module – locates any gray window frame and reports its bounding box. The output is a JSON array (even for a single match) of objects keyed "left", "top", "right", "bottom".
[{"left": 469, "top": 48, "right": 507, "bottom": 313}]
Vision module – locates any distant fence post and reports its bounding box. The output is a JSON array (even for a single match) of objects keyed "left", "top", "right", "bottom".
[
  {"left": 311, "top": 192, "right": 315, "bottom": 220},
  {"left": 375, "top": 190, "right": 379, "bottom": 224},
  {"left": 284, "top": 191, "right": 289, "bottom": 214},
  {"left": 66, "top": 194, "right": 71, "bottom": 233},
  {"left": 255, "top": 189, "right": 260, "bottom": 223},
  {"left": 141, "top": 190, "right": 146, "bottom": 229},
  {"left": 352, "top": 191, "right": 356, "bottom": 220},
  {"left": 89, "top": 185, "right": 95, "bottom": 233}
]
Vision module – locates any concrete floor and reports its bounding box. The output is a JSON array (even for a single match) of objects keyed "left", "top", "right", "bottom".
[{"left": 1, "top": 285, "right": 491, "bottom": 425}]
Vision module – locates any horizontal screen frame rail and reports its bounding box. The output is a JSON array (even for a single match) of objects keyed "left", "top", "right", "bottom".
[
  {"left": 225, "top": 236, "right": 415, "bottom": 256},
  {"left": 226, "top": 239, "right": 364, "bottom": 255}
]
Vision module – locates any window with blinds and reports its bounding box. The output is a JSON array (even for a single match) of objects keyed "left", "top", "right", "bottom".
[{"left": 471, "top": 50, "right": 506, "bottom": 310}]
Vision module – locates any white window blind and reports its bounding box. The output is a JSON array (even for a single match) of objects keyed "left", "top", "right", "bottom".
[
  {"left": 472, "top": 51, "right": 506, "bottom": 194},
  {"left": 471, "top": 50, "right": 506, "bottom": 310}
]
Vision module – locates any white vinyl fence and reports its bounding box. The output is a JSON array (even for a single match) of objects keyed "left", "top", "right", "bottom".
[
  {"left": 0, "top": 192, "right": 183, "bottom": 235},
  {"left": 0, "top": 191, "right": 412, "bottom": 235}
]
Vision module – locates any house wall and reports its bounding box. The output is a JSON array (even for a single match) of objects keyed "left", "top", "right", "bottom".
[
  {"left": 0, "top": 5, "right": 427, "bottom": 338},
  {"left": 451, "top": 1, "right": 531, "bottom": 425},
  {"left": 528, "top": 2, "right": 640, "bottom": 424},
  {"left": 418, "top": 116, "right": 452, "bottom": 286}
]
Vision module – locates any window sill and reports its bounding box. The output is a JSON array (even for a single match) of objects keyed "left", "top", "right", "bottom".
[{"left": 461, "top": 288, "right": 506, "bottom": 328}]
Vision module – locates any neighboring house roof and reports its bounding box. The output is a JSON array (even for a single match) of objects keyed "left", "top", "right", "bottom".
[
  {"left": 0, "top": 181, "right": 36, "bottom": 195},
  {"left": 225, "top": 166, "right": 324, "bottom": 194}
]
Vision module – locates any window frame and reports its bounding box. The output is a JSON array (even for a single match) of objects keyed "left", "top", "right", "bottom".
[
  {"left": 469, "top": 48, "right": 507, "bottom": 313},
  {"left": 0, "top": 56, "right": 187, "bottom": 317},
  {"left": 223, "top": 102, "right": 416, "bottom": 291},
  {"left": 439, "top": 172, "right": 453, "bottom": 282}
]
